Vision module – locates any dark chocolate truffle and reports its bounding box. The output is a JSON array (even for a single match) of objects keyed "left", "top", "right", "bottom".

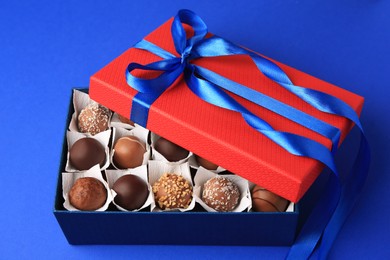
[
  {"left": 78, "top": 103, "right": 111, "bottom": 135},
  {"left": 69, "top": 177, "right": 107, "bottom": 211},
  {"left": 113, "top": 174, "right": 149, "bottom": 210},
  {"left": 152, "top": 173, "right": 192, "bottom": 209},
  {"left": 251, "top": 185, "right": 289, "bottom": 212},
  {"left": 195, "top": 155, "right": 219, "bottom": 170},
  {"left": 154, "top": 137, "right": 189, "bottom": 162},
  {"left": 113, "top": 136, "right": 146, "bottom": 169},
  {"left": 202, "top": 176, "right": 240, "bottom": 212},
  {"left": 69, "top": 138, "right": 106, "bottom": 171},
  {"left": 117, "top": 114, "right": 135, "bottom": 126}
]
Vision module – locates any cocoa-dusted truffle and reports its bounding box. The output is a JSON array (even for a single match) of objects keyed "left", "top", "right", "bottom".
[
  {"left": 195, "top": 155, "right": 218, "bottom": 170},
  {"left": 251, "top": 185, "right": 289, "bottom": 212},
  {"left": 78, "top": 103, "right": 111, "bottom": 135},
  {"left": 69, "top": 138, "right": 105, "bottom": 171},
  {"left": 113, "top": 175, "right": 149, "bottom": 211},
  {"left": 202, "top": 176, "right": 240, "bottom": 212},
  {"left": 152, "top": 173, "right": 192, "bottom": 209},
  {"left": 154, "top": 137, "right": 189, "bottom": 162},
  {"left": 113, "top": 136, "right": 146, "bottom": 169},
  {"left": 69, "top": 177, "right": 107, "bottom": 211},
  {"left": 117, "top": 114, "right": 135, "bottom": 126}
]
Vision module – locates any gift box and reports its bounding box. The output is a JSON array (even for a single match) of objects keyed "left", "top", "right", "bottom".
[
  {"left": 54, "top": 9, "right": 366, "bottom": 248},
  {"left": 89, "top": 12, "right": 363, "bottom": 203}
]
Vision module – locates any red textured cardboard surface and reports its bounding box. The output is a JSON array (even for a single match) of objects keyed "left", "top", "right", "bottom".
[{"left": 90, "top": 17, "right": 363, "bottom": 203}]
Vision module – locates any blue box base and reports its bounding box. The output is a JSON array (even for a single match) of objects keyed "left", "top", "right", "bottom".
[{"left": 54, "top": 88, "right": 299, "bottom": 246}]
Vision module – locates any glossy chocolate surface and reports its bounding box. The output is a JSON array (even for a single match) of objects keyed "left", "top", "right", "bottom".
[{"left": 69, "top": 138, "right": 105, "bottom": 171}]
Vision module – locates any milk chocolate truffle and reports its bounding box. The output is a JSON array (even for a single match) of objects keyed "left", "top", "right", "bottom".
[
  {"left": 154, "top": 137, "right": 189, "bottom": 162},
  {"left": 202, "top": 176, "right": 240, "bottom": 212},
  {"left": 78, "top": 103, "right": 111, "bottom": 135},
  {"left": 152, "top": 173, "right": 192, "bottom": 209},
  {"left": 251, "top": 185, "right": 289, "bottom": 212},
  {"left": 113, "top": 175, "right": 149, "bottom": 210},
  {"left": 69, "top": 177, "right": 107, "bottom": 211},
  {"left": 69, "top": 138, "right": 105, "bottom": 170},
  {"left": 113, "top": 136, "right": 146, "bottom": 169},
  {"left": 195, "top": 155, "right": 219, "bottom": 170},
  {"left": 117, "top": 114, "right": 135, "bottom": 126}
]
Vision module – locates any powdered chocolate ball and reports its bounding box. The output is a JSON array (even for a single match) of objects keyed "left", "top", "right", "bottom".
[
  {"left": 117, "top": 114, "right": 135, "bottom": 126},
  {"left": 152, "top": 173, "right": 192, "bottom": 210},
  {"left": 113, "top": 136, "right": 146, "bottom": 169},
  {"left": 195, "top": 155, "right": 219, "bottom": 170},
  {"left": 69, "top": 177, "right": 107, "bottom": 211},
  {"left": 113, "top": 174, "right": 149, "bottom": 211},
  {"left": 78, "top": 103, "right": 111, "bottom": 135},
  {"left": 69, "top": 138, "right": 105, "bottom": 171},
  {"left": 251, "top": 185, "right": 289, "bottom": 212},
  {"left": 202, "top": 176, "right": 240, "bottom": 212},
  {"left": 154, "top": 137, "right": 189, "bottom": 162}
]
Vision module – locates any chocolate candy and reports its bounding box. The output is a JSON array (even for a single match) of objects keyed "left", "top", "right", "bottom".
[
  {"left": 78, "top": 103, "right": 110, "bottom": 135},
  {"left": 69, "top": 177, "right": 107, "bottom": 211},
  {"left": 113, "top": 174, "right": 149, "bottom": 210},
  {"left": 113, "top": 136, "right": 146, "bottom": 169},
  {"left": 251, "top": 185, "right": 289, "bottom": 212},
  {"left": 202, "top": 176, "right": 240, "bottom": 212},
  {"left": 152, "top": 173, "right": 192, "bottom": 209},
  {"left": 69, "top": 138, "right": 105, "bottom": 171},
  {"left": 117, "top": 114, "right": 135, "bottom": 126},
  {"left": 195, "top": 155, "right": 219, "bottom": 170},
  {"left": 154, "top": 137, "right": 189, "bottom": 162}
]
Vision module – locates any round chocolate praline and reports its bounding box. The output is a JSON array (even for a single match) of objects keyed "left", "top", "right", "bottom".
[
  {"left": 78, "top": 103, "right": 111, "bottom": 135},
  {"left": 69, "top": 138, "right": 105, "bottom": 171},
  {"left": 113, "top": 175, "right": 149, "bottom": 211},
  {"left": 154, "top": 137, "right": 189, "bottom": 162},
  {"left": 117, "top": 114, "right": 135, "bottom": 126},
  {"left": 152, "top": 173, "right": 192, "bottom": 210},
  {"left": 202, "top": 176, "right": 240, "bottom": 212},
  {"left": 195, "top": 155, "right": 219, "bottom": 170},
  {"left": 113, "top": 136, "right": 146, "bottom": 169},
  {"left": 69, "top": 177, "right": 107, "bottom": 211},
  {"left": 251, "top": 185, "right": 289, "bottom": 212}
]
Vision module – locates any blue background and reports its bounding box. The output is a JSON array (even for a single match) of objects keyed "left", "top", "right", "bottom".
[{"left": 1, "top": 0, "right": 389, "bottom": 259}]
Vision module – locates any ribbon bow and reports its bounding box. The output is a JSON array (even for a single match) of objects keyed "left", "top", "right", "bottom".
[{"left": 126, "top": 9, "right": 370, "bottom": 259}]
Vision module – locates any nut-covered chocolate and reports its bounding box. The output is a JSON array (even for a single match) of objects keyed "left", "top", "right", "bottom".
[
  {"left": 113, "top": 136, "right": 146, "bottom": 169},
  {"left": 117, "top": 114, "right": 135, "bottom": 126},
  {"left": 152, "top": 173, "right": 192, "bottom": 209},
  {"left": 69, "top": 138, "right": 105, "bottom": 171},
  {"left": 78, "top": 103, "right": 111, "bottom": 135},
  {"left": 195, "top": 155, "right": 219, "bottom": 170},
  {"left": 154, "top": 137, "right": 189, "bottom": 162},
  {"left": 113, "top": 174, "right": 149, "bottom": 211},
  {"left": 251, "top": 185, "right": 289, "bottom": 212},
  {"left": 202, "top": 176, "right": 240, "bottom": 212},
  {"left": 69, "top": 177, "right": 107, "bottom": 211}
]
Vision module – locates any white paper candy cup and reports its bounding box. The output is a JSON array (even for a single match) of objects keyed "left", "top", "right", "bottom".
[
  {"left": 193, "top": 167, "right": 251, "bottom": 212},
  {"left": 148, "top": 160, "right": 195, "bottom": 212},
  {"left": 105, "top": 166, "right": 153, "bottom": 212},
  {"left": 62, "top": 165, "right": 113, "bottom": 211},
  {"left": 69, "top": 89, "right": 112, "bottom": 135},
  {"left": 248, "top": 181, "right": 294, "bottom": 212},
  {"left": 150, "top": 132, "right": 192, "bottom": 164},
  {"left": 110, "top": 127, "right": 150, "bottom": 169},
  {"left": 65, "top": 130, "right": 111, "bottom": 172}
]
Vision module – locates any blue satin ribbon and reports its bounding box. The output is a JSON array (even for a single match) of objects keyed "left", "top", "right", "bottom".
[{"left": 125, "top": 9, "right": 370, "bottom": 259}]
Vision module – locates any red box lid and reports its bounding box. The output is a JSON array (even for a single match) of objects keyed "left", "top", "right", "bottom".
[{"left": 90, "top": 17, "right": 363, "bottom": 203}]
